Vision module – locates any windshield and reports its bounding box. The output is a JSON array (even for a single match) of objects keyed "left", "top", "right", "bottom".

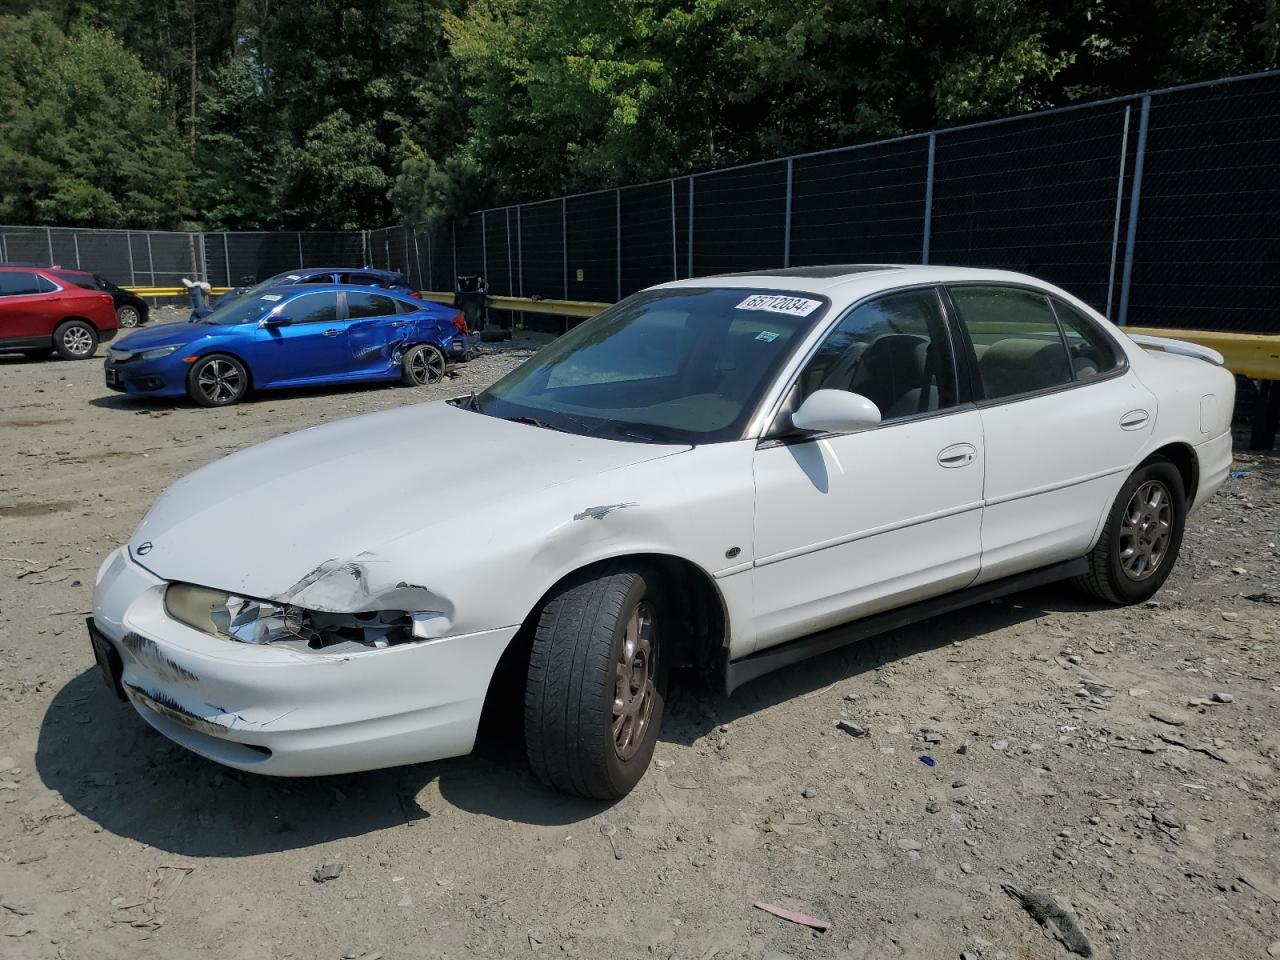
[
  {"left": 473, "top": 287, "right": 828, "bottom": 443},
  {"left": 201, "top": 292, "right": 286, "bottom": 326}
]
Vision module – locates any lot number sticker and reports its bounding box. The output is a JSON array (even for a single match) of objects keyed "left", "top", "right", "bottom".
[{"left": 736, "top": 294, "right": 822, "bottom": 317}]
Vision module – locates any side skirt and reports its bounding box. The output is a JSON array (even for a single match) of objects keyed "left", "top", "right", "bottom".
[{"left": 722, "top": 558, "right": 1089, "bottom": 694}]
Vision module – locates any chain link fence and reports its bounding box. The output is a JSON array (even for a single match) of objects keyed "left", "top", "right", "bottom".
[{"left": 382, "top": 70, "right": 1277, "bottom": 335}]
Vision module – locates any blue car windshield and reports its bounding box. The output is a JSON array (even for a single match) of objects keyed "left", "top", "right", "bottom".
[
  {"left": 201, "top": 294, "right": 283, "bottom": 326},
  {"left": 473, "top": 287, "right": 829, "bottom": 444}
]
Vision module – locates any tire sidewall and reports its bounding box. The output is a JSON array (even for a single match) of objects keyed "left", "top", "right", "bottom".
[
  {"left": 117, "top": 305, "right": 141, "bottom": 327},
  {"left": 599, "top": 572, "right": 669, "bottom": 797},
  {"left": 402, "top": 343, "right": 445, "bottom": 386},
  {"left": 1101, "top": 459, "right": 1186, "bottom": 602},
  {"left": 187, "top": 354, "right": 248, "bottom": 407}
]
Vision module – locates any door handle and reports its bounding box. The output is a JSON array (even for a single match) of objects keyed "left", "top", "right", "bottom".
[
  {"left": 390, "top": 320, "right": 410, "bottom": 328},
  {"left": 937, "top": 442, "right": 977, "bottom": 468},
  {"left": 322, "top": 328, "right": 342, "bottom": 337},
  {"left": 1120, "top": 409, "right": 1149, "bottom": 430}
]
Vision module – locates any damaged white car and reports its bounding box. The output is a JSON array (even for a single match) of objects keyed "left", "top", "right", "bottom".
[{"left": 90, "top": 265, "right": 1234, "bottom": 799}]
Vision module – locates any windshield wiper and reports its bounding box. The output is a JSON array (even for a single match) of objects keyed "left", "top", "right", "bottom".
[{"left": 502, "top": 415, "right": 572, "bottom": 433}]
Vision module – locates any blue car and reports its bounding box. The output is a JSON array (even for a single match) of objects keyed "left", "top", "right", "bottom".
[
  {"left": 191, "top": 266, "right": 412, "bottom": 320},
  {"left": 106, "top": 286, "right": 477, "bottom": 407}
]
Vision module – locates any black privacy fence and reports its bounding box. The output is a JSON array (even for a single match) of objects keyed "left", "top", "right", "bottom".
[
  {"left": 368, "top": 70, "right": 1279, "bottom": 336},
  {"left": 2, "top": 72, "right": 1275, "bottom": 335}
]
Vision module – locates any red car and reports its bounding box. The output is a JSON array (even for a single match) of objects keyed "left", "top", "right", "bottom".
[{"left": 0, "top": 265, "right": 118, "bottom": 360}]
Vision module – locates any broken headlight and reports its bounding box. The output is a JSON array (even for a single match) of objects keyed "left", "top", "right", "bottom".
[{"left": 163, "top": 583, "right": 414, "bottom": 650}]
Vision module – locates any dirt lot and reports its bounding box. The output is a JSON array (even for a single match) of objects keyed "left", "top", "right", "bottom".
[{"left": 0, "top": 327, "right": 1277, "bottom": 960}]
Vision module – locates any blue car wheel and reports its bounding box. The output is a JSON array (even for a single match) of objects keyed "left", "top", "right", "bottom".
[
  {"left": 189, "top": 354, "right": 249, "bottom": 407},
  {"left": 401, "top": 344, "right": 446, "bottom": 386}
]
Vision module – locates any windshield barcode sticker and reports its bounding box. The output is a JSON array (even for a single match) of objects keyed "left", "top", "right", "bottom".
[{"left": 736, "top": 294, "right": 822, "bottom": 317}]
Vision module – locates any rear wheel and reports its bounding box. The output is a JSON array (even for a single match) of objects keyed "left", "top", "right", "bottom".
[
  {"left": 401, "top": 343, "right": 445, "bottom": 386},
  {"left": 525, "top": 565, "right": 668, "bottom": 800},
  {"left": 116, "top": 304, "right": 142, "bottom": 327},
  {"left": 187, "top": 354, "right": 248, "bottom": 407},
  {"left": 53, "top": 320, "right": 98, "bottom": 360},
  {"left": 1074, "top": 457, "right": 1186, "bottom": 604}
]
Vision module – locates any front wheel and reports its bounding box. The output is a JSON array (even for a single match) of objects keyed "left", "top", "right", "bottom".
[
  {"left": 187, "top": 354, "right": 248, "bottom": 407},
  {"left": 524, "top": 565, "right": 668, "bottom": 800},
  {"left": 1074, "top": 457, "right": 1186, "bottom": 604}
]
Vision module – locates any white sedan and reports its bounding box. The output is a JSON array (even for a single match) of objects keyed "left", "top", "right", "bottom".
[{"left": 90, "top": 265, "right": 1235, "bottom": 798}]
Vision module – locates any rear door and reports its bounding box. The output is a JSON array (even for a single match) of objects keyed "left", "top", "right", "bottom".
[
  {"left": 750, "top": 287, "right": 985, "bottom": 652},
  {"left": 946, "top": 284, "right": 1156, "bottom": 582},
  {"left": 345, "top": 291, "right": 405, "bottom": 372},
  {"left": 0, "top": 271, "right": 57, "bottom": 340},
  {"left": 249, "top": 291, "right": 347, "bottom": 385}
]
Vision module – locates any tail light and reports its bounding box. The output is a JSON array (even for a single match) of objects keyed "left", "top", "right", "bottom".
[
  {"left": 409, "top": 291, "right": 423, "bottom": 299},
  {"left": 450, "top": 309, "right": 468, "bottom": 334}
]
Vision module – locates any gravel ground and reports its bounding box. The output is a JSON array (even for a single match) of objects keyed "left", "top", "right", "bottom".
[{"left": 0, "top": 330, "right": 1277, "bottom": 960}]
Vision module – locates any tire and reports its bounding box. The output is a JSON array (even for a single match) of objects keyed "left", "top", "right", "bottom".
[
  {"left": 525, "top": 564, "right": 669, "bottom": 800},
  {"left": 187, "top": 354, "right": 248, "bottom": 407},
  {"left": 401, "top": 343, "right": 446, "bottom": 386},
  {"left": 1074, "top": 457, "right": 1186, "bottom": 604},
  {"left": 52, "top": 320, "right": 98, "bottom": 360},
  {"left": 116, "top": 304, "right": 142, "bottom": 327}
]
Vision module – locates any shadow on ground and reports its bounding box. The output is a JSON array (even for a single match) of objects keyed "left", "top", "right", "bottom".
[{"left": 36, "top": 583, "right": 1091, "bottom": 853}]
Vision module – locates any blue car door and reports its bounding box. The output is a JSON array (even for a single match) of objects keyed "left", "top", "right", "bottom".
[
  {"left": 345, "top": 291, "right": 408, "bottom": 374},
  {"left": 250, "top": 291, "right": 348, "bottom": 386}
]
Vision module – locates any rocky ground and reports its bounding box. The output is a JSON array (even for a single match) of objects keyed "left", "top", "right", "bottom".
[{"left": 0, "top": 326, "right": 1276, "bottom": 960}]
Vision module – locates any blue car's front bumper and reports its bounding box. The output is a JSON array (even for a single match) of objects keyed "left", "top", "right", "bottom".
[{"left": 104, "top": 354, "right": 190, "bottom": 398}]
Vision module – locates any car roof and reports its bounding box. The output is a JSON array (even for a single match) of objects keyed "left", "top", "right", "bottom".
[
  {"left": 653, "top": 264, "right": 1059, "bottom": 298},
  {"left": 251, "top": 283, "right": 428, "bottom": 301},
  {"left": 278, "top": 267, "right": 402, "bottom": 276}
]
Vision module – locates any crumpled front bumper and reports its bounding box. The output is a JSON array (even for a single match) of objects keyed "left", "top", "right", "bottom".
[{"left": 90, "top": 547, "right": 518, "bottom": 776}]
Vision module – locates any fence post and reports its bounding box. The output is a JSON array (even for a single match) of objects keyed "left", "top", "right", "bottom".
[
  {"left": 922, "top": 133, "right": 936, "bottom": 265},
  {"left": 127, "top": 231, "right": 136, "bottom": 285},
  {"left": 783, "top": 158, "right": 794, "bottom": 268},
  {"left": 615, "top": 189, "right": 622, "bottom": 301},
  {"left": 384, "top": 232, "right": 391, "bottom": 271},
  {"left": 73, "top": 232, "right": 81, "bottom": 270},
  {"left": 296, "top": 232, "right": 304, "bottom": 268},
  {"left": 1105, "top": 104, "right": 1133, "bottom": 320},
  {"left": 451, "top": 221, "right": 457, "bottom": 286},
  {"left": 686, "top": 175, "right": 695, "bottom": 279},
  {"left": 1118, "top": 95, "right": 1151, "bottom": 328},
  {"left": 45, "top": 226, "right": 54, "bottom": 266},
  {"left": 482, "top": 212, "right": 489, "bottom": 282},
  {"left": 222, "top": 233, "right": 231, "bottom": 286},
  {"left": 516, "top": 207, "right": 523, "bottom": 296},
  {"left": 425, "top": 229, "right": 433, "bottom": 291},
  {"left": 145, "top": 232, "right": 156, "bottom": 285},
  {"left": 506, "top": 208, "right": 513, "bottom": 295},
  {"left": 412, "top": 228, "right": 423, "bottom": 291},
  {"left": 561, "top": 197, "right": 568, "bottom": 301},
  {"left": 670, "top": 180, "right": 677, "bottom": 281}
]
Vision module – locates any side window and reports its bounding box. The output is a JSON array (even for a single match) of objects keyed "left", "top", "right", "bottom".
[
  {"left": 341, "top": 273, "right": 382, "bottom": 286},
  {"left": 0, "top": 272, "right": 43, "bottom": 296},
  {"left": 796, "top": 288, "right": 957, "bottom": 420},
  {"left": 1050, "top": 297, "right": 1119, "bottom": 381},
  {"left": 301, "top": 273, "right": 333, "bottom": 284},
  {"left": 346, "top": 292, "right": 397, "bottom": 319},
  {"left": 286, "top": 292, "right": 338, "bottom": 324},
  {"left": 949, "top": 286, "right": 1072, "bottom": 401},
  {"left": 35, "top": 274, "right": 58, "bottom": 293},
  {"left": 395, "top": 298, "right": 419, "bottom": 315}
]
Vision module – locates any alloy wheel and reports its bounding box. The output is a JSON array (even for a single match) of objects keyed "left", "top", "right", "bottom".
[
  {"left": 196, "top": 359, "right": 243, "bottom": 403},
  {"left": 612, "top": 601, "right": 658, "bottom": 761},
  {"left": 1118, "top": 479, "right": 1173, "bottom": 581},
  {"left": 117, "top": 306, "right": 141, "bottom": 327},
  {"left": 63, "top": 326, "right": 94, "bottom": 356},
  {"left": 410, "top": 347, "right": 444, "bottom": 384}
]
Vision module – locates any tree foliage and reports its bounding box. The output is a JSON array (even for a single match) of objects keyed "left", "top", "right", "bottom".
[{"left": 2, "top": 0, "right": 1275, "bottom": 229}]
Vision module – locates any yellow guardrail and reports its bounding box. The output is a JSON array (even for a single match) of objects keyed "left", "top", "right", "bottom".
[
  {"left": 122, "top": 286, "right": 234, "bottom": 297},
  {"left": 420, "top": 291, "right": 1277, "bottom": 379}
]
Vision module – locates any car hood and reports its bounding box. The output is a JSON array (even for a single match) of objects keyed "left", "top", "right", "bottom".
[
  {"left": 130, "top": 402, "right": 688, "bottom": 604},
  {"left": 111, "top": 320, "right": 217, "bottom": 352}
]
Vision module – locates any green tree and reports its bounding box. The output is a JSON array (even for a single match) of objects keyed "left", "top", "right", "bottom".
[{"left": 0, "top": 10, "right": 191, "bottom": 227}]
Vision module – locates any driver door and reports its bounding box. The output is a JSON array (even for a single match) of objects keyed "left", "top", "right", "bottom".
[
  {"left": 249, "top": 291, "right": 347, "bottom": 386},
  {"left": 750, "top": 287, "right": 985, "bottom": 653}
]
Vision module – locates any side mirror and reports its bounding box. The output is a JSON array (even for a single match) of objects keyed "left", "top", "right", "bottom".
[
  {"left": 790, "top": 389, "right": 881, "bottom": 435},
  {"left": 262, "top": 314, "right": 292, "bottom": 327}
]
